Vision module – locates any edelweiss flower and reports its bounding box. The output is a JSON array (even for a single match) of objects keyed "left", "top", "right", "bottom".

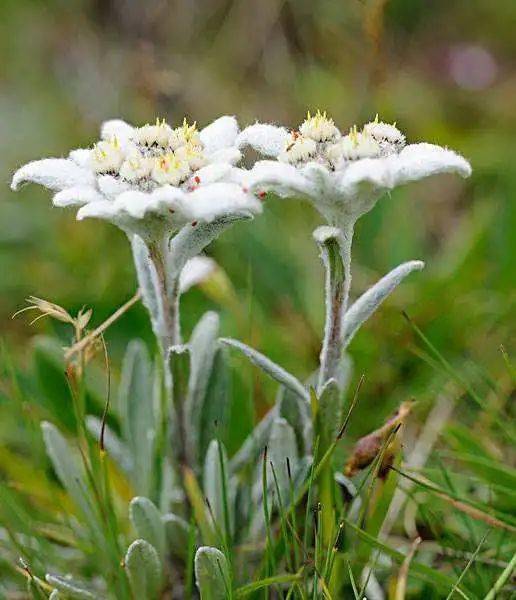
[
  {"left": 237, "top": 112, "right": 471, "bottom": 229},
  {"left": 12, "top": 115, "right": 259, "bottom": 242}
]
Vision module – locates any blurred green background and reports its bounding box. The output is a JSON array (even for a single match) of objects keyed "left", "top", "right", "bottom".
[{"left": 0, "top": 0, "right": 514, "bottom": 450}]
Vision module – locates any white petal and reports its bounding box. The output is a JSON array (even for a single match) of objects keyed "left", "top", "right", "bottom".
[
  {"left": 208, "top": 147, "right": 242, "bottom": 165},
  {"left": 385, "top": 143, "right": 472, "bottom": 186},
  {"left": 53, "top": 186, "right": 104, "bottom": 207},
  {"left": 184, "top": 182, "right": 262, "bottom": 222},
  {"left": 100, "top": 119, "right": 134, "bottom": 145},
  {"left": 68, "top": 149, "right": 92, "bottom": 168},
  {"left": 247, "top": 160, "right": 316, "bottom": 198},
  {"left": 11, "top": 158, "right": 94, "bottom": 192},
  {"left": 199, "top": 116, "right": 239, "bottom": 153},
  {"left": 236, "top": 123, "right": 290, "bottom": 158},
  {"left": 97, "top": 175, "right": 131, "bottom": 199},
  {"left": 336, "top": 158, "right": 389, "bottom": 200},
  {"left": 179, "top": 256, "right": 218, "bottom": 293},
  {"left": 77, "top": 199, "right": 117, "bottom": 221},
  {"left": 192, "top": 163, "right": 232, "bottom": 185},
  {"left": 301, "top": 162, "right": 334, "bottom": 197}
]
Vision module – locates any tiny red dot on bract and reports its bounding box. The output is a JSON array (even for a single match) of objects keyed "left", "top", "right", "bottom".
[{"left": 194, "top": 176, "right": 201, "bottom": 184}]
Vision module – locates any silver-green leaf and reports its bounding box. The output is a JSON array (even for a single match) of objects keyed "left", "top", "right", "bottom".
[
  {"left": 119, "top": 340, "right": 155, "bottom": 495},
  {"left": 45, "top": 574, "right": 96, "bottom": 599},
  {"left": 184, "top": 311, "right": 220, "bottom": 466},
  {"left": 124, "top": 539, "right": 162, "bottom": 599},
  {"left": 129, "top": 496, "right": 166, "bottom": 561},
  {"left": 220, "top": 338, "right": 309, "bottom": 402},
  {"left": 341, "top": 260, "right": 424, "bottom": 349},
  {"left": 194, "top": 546, "right": 230, "bottom": 600}
]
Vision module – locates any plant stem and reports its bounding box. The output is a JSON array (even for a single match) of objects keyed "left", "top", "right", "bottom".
[
  {"left": 317, "top": 222, "right": 354, "bottom": 391},
  {"left": 148, "top": 241, "right": 180, "bottom": 353}
]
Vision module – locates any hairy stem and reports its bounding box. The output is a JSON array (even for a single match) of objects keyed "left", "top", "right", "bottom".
[
  {"left": 147, "top": 241, "right": 190, "bottom": 473},
  {"left": 148, "top": 241, "right": 181, "bottom": 352},
  {"left": 317, "top": 222, "right": 354, "bottom": 391}
]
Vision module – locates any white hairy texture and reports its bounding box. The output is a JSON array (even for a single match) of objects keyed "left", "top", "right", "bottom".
[
  {"left": 236, "top": 122, "right": 290, "bottom": 157},
  {"left": 76, "top": 182, "right": 261, "bottom": 242},
  {"left": 185, "top": 312, "right": 220, "bottom": 466},
  {"left": 314, "top": 224, "right": 354, "bottom": 391},
  {"left": 130, "top": 235, "right": 162, "bottom": 339},
  {"left": 45, "top": 574, "right": 96, "bottom": 599},
  {"left": 341, "top": 260, "right": 425, "bottom": 348},
  {"left": 11, "top": 116, "right": 253, "bottom": 244},
  {"left": 247, "top": 160, "right": 317, "bottom": 198},
  {"left": 100, "top": 118, "right": 135, "bottom": 146},
  {"left": 267, "top": 417, "right": 298, "bottom": 497},
  {"left": 68, "top": 148, "right": 92, "bottom": 168},
  {"left": 194, "top": 546, "right": 229, "bottom": 600},
  {"left": 199, "top": 115, "right": 239, "bottom": 153},
  {"left": 299, "top": 112, "right": 340, "bottom": 142},
  {"left": 203, "top": 440, "right": 233, "bottom": 533},
  {"left": 52, "top": 186, "right": 104, "bottom": 207},
  {"left": 220, "top": 338, "right": 309, "bottom": 402},
  {"left": 11, "top": 158, "right": 94, "bottom": 191},
  {"left": 247, "top": 130, "right": 471, "bottom": 227},
  {"left": 124, "top": 539, "right": 162, "bottom": 598},
  {"left": 167, "top": 213, "right": 252, "bottom": 280},
  {"left": 278, "top": 135, "right": 317, "bottom": 164},
  {"left": 85, "top": 416, "right": 132, "bottom": 473},
  {"left": 179, "top": 256, "right": 217, "bottom": 293}
]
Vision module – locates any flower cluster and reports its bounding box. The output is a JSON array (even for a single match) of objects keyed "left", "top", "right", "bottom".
[
  {"left": 278, "top": 111, "right": 405, "bottom": 168},
  {"left": 12, "top": 115, "right": 257, "bottom": 242},
  {"left": 238, "top": 111, "right": 471, "bottom": 228},
  {"left": 92, "top": 119, "right": 208, "bottom": 188}
]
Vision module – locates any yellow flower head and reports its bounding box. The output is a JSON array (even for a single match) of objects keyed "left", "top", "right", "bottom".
[{"left": 299, "top": 110, "right": 340, "bottom": 143}]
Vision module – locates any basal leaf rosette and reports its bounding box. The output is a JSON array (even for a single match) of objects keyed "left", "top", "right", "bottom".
[
  {"left": 11, "top": 115, "right": 258, "bottom": 241},
  {"left": 238, "top": 112, "right": 471, "bottom": 228}
]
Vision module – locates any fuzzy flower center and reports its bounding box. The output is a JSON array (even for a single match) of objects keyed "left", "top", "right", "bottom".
[
  {"left": 278, "top": 111, "right": 406, "bottom": 169},
  {"left": 89, "top": 117, "right": 207, "bottom": 190}
]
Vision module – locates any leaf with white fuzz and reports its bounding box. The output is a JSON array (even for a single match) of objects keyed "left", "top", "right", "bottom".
[
  {"left": 118, "top": 340, "right": 155, "bottom": 495},
  {"left": 200, "top": 115, "right": 239, "bottom": 153},
  {"left": 194, "top": 546, "right": 230, "bottom": 600},
  {"left": 130, "top": 235, "right": 162, "bottom": 338},
  {"left": 52, "top": 186, "right": 103, "bottom": 208},
  {"left": 86, "top": 416, "right": 132, "bottom": 473},
  {"left": 124, "top": 539, "right": 162, "bottom": 599},
  {"left": 341, "top": 260, "right": 425, "bottom": 348},
  {"left": 45, "top": 575, "right": 95, "bottom": 599},
  {"left": 204, "top": 439, "right": 233, "bottom": 534},
  {"left": 41, "top": 422, "right": 98, "bottom": 528},
  {"left": 185, "top": 312, "right": 220, "bottom": 466},
  {"left": 179, "top": 256, "right": 218, "bottom": 294},
  {"left": 167, "top": 213, "right": 253, "bottom": 280},
  {"left": 163, "top": 513, "right": 190, "bottom": 560},
  {"left": 11, "top": 158, "right": 94, "bottom": 192},
  {"left": 220, "top": 338, "right": 309, "bottom": 402},
  {"left": 268, "top": 418, "right": 298, "bottom": 501},
  {"left": 129, "top": 496, "right": 166, "bottom": 561},
  {"left": 237, "top": 123, "right": 290, "bottom": 157}
]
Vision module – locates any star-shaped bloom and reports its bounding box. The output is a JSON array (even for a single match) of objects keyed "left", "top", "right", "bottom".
[
  {"left": 12, "top": 115, "right": 260, "bottom": 242},
  {"left": 238, "top": 111, "right": 471, "bottom": 228}
]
